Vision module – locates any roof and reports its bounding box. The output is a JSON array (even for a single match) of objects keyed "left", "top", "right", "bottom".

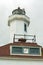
[
  {"left": 0, "top": 42, "right": 43, "bottom": 60},
  {"left": 12, "top": 7, "right": 26, "bottom": 15}
]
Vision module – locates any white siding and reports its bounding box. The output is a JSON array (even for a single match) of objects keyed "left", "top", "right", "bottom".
[{"left": 0, "top": 59, "right": 43, "bottom": 65}]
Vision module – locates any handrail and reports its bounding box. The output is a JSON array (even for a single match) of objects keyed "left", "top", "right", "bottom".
[{"left": 13, "top": 34, "right": 36, "bottom": 43}]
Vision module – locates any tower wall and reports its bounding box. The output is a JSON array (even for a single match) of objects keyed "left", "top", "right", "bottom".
[{"left": 9, "top": 20, "right": 28, "bottom": 42}]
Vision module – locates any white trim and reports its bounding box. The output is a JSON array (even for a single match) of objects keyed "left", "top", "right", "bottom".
[
  {"left": 0, "top": 57, "right": 43, "bottom": 61},
  {"left": 8, "top": 14, "right": 30, "bottom": 26},
  {"left": 40, "top": 47, "right": 42, "bottom": 56},
  {"left": 10, "top": 45, "right": 41, "bottom": 56}
]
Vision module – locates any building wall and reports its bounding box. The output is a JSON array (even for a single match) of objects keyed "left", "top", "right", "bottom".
[
  {"left": 0, "top": 59, "right": 43, "bottom": 65},
  {"left": 9, "top": 20, "right": 28, "bottom": 42}
]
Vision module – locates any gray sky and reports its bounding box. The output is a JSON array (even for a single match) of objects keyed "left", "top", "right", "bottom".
[{"left": 0, "top": 0, "right": 43, "bottom": 46}]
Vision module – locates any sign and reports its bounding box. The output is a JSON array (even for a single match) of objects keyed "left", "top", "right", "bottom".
[{"left": 24, "top": 48, "right": 28, "bottom": 53}]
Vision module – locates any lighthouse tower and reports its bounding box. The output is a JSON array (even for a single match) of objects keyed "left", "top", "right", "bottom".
[{"left": 8, "top": 7, "right": 30, "bottom": 43}]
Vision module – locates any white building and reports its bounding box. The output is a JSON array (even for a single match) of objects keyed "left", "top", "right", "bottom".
[{"left": 0, "top": 7, "right": 43, "bottom": 65}]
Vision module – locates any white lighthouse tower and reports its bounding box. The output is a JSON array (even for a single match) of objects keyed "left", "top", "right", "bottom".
[{"left": 8, "top": 7, "right": 30, "bottom": 43}]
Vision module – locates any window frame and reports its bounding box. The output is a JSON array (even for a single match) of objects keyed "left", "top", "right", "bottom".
[
  {"left": 12, "top": 46, "right": 23, "bottom": 54},
  {"left": 29, "top": 48, "right": 40, "bottom": 55},
  {"left": 24, "top": 23, "right": 27, "bottom": 32},
  {"left": 10, "top": 46, "right": 41, "bottom": 56}
]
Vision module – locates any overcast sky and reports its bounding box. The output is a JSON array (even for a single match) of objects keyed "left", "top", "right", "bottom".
[{"left": 0, "top": 0, "right": 43, "bottom": 46}]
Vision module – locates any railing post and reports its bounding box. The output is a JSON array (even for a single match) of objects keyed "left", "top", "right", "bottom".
[
  {"left": 24, "top": 34, "right": 26, "bottom": 39},
  {"left": 34, "top": 35, "right": 36, "bottom": 42},
  {"left": 32, "top": 35, "right": 36, "bottom": 43}
]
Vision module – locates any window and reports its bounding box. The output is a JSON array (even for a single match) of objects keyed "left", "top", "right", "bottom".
[
  {"left": 11, "top": 46, "right": 29, "bottom": 54},
  {"left": 29, "top": 48, "right": 40, "bottom": 55},
  {"left": 12, "top": 47, "right": 23, "bottom": 54},
  {"left": 10, "top": 46, "right": 40, "bottom": 56},
  {"left": 24, "top": 23, "right": 27, "bottom": 32}
]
